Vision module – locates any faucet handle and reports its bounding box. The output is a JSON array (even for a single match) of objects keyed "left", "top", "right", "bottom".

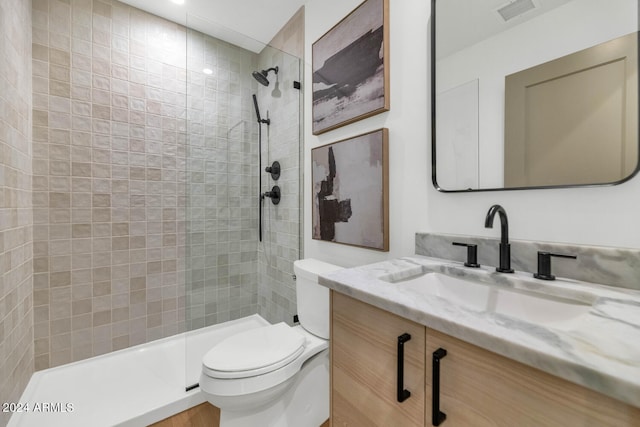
[
  {"left": 534, "top": 251, "right": 577, "bottom": 281},
  {"left": 452, "top": 242, "right": 480, "bottom": 268}
]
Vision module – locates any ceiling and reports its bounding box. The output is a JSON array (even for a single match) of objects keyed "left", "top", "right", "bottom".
[
  {"left": 436, "top": 0, "right": 573, "bottom": 58},
  {"left": 118, "top": 0, "right": 306, "bottom": 53}
]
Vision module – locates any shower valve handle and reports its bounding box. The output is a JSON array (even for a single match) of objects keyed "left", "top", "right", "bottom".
[
  {"left": 262, "top": 186, "right": 281, "bottom": 205},
  {"left": 265, "top": 161, "right": 281, "bottom": 180}
]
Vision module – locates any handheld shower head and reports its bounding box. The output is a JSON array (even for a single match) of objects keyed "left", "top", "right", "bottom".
[
  {"left": 252, "top": 94, "right": 270, "bottom": 125},
  {"left": 252, "top": 66, "right": 279, "bottom": 86}
]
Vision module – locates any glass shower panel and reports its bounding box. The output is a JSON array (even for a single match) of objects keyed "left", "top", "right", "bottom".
[
  {"left": 185, "top": 29, "right": 258, "bottom": 331},
  {"left": 256, "top": 45, "right": 304, "bottom": 326},
  {"left": 182, "top": 14, "right": 302, "bottom": 390}
]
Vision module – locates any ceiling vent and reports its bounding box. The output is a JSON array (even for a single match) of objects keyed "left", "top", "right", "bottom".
[{"left": 497, "top": 0, "right": 536, "bottom": 22}]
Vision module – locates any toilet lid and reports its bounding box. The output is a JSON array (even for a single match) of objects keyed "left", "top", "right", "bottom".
[{"left": 203, "top": 323, "right": 306, "bottom": 379}]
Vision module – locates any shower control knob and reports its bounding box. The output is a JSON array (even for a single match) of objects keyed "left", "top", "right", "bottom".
[
  {"left": 265, "top": 161, "right": 281, "bottom": 180},
  {"left": 263, "top": 186, "right": 281, "bottom": 205}
]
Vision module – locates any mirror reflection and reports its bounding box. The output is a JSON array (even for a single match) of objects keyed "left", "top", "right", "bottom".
[{"left": 433, "top": 0, "right": 639, "bottom": 191}]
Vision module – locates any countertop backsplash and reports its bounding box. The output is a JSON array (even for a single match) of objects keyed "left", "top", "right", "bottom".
[{"left": 416, "top": 233, "right": 640, "bottom": 291}]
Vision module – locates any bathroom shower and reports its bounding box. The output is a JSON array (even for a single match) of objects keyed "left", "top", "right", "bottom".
[{"left": 2, "top": 0, "right": 305, "bottom": 417}]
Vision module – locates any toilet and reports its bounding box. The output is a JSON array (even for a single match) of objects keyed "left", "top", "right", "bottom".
[{"left": 199, "top": 259, "right": 342, "bottom": 427}]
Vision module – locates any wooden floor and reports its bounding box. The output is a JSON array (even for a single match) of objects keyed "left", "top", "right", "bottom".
[
  {"left": 150, "top": 402, "right": 330, "bottom": 427},
  {"left": 150, "top": 403, "right": 220, "bottom": 427}
]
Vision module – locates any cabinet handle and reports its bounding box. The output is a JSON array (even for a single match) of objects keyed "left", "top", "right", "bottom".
[
  {"left": 397, "top": 333, "right": 412, "bottom": 402},
  {"left": 432, "top": 348, "right": 448, "bottom": 426}
]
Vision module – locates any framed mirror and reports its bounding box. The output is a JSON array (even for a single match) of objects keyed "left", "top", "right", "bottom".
[{"left": 432, "top": 0, "right": 640, "bottom": 191}]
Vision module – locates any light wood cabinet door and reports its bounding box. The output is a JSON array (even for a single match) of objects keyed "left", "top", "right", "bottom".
[
  {"left": 425, "top": 328, "right": 640, "bottom": 427},
  {"left": 331, "top": 291, "right": 426, "bottom": 426}
]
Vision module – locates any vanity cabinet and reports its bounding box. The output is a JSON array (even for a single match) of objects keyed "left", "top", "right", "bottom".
[
  {"left": 425, "top": 328, "right": 640, "bottom": 427},
  {"left": 331, "top": 291, "right": 640, "bottom": 427},
  {"left": 331, "top": 291, "right": 426, "bottom": 426}
]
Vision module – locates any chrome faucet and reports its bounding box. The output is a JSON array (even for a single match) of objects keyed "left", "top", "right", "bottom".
[{"left": 484, "top": 204, "right": 514, "bottom": 273}]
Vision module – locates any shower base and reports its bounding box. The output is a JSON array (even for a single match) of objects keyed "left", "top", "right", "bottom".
[{"left": 7, "top": 315, "right": 270, "bottom": 427}]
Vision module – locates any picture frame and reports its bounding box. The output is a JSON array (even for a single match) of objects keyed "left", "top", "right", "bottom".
[
  {"left": 312, "top": 0, "right": 390, "bottom": 135},
  {"left": 311, "top": 128, "right": 389, "bottom": 251}
]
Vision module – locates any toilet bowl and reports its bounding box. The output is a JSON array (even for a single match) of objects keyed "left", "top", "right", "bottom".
[{"left": 199, "top": 259, "right": 342, "bottom": 427}]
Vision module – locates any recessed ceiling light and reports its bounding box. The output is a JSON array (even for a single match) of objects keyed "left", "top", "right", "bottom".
[
  {"left": 170, "top": 0, "right": 185, "bottom": 5},
  {"left": 203, "top": 68, "right": 213, "bottom": 75}
]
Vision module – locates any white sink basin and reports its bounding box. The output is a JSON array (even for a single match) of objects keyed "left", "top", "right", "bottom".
[{"left": 389, "top": 272, "right": 591, "bottom": 329}]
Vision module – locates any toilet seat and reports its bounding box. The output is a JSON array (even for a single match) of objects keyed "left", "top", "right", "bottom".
[
  {"left": 203, "top": 323, "right": 306, "bottom": 379},
  {"left": 200, "top": 325, "right": 328, "bottom": 401}
]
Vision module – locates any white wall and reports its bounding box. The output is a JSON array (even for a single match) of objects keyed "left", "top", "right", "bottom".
[
  {"left": 304, "top": 0, "right": 430, "bottom": 267},
  {"left": 304, "top": 0, "right": 640, "bottom": 269}
]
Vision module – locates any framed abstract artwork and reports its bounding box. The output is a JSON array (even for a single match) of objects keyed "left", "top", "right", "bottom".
[
  {"left": 312, "top": 0, "right": 390, "bottom": 135},
  {"left": 311, "top": 128, "right": 389, "bottom": 251}
]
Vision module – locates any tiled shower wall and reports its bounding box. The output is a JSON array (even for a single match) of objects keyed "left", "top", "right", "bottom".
[
  {"left": 0, "top": 0, "right": 34, "bottom": 420},
  {"left": 31, "top": 0, "right": 189, "bottom": 369},
  {"left": 257, "top": 9, "right": 304, "bottom": 325},
  {"left": 184, "top": 30, "right": 259, "bottom": 328},
  {"left": 30, "top": 0, "right": 302, "bottom": 368}
]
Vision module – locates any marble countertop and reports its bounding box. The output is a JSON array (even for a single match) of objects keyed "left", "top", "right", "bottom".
[{"left": 319, "top": 255, "right": 640, "bottom": 408}]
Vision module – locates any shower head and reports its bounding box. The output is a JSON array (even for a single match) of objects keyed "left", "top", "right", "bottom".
[
  {"left": 252, "top": 71, "right": 270, "bottom": 86},
  {"left": 252, "top": 66, "right": 279, "bottom": 86}
]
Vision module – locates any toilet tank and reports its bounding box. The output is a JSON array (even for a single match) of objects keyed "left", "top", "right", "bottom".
[{"left": 293, "top": 259, "right": 343, "bottom": 339}]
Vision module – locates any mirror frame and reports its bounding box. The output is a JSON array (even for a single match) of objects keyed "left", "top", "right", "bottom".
[{"left": 430, "top": 0, "right": 640, "bottom": 193}]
